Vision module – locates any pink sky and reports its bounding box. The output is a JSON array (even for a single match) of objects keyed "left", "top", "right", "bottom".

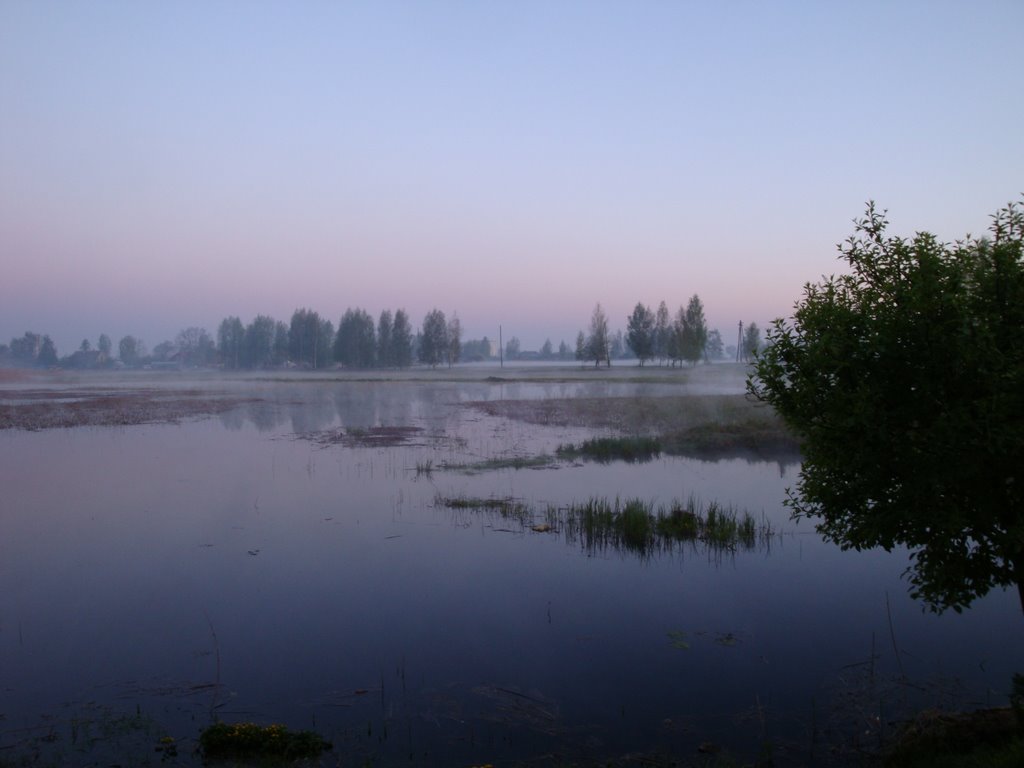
[{"left": 2, "top": 2, "right": 1021, "bottom": 355}]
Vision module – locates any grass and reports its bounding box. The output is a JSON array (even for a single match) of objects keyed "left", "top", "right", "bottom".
[
  {"left": 199, "top": 721, "right": 331, "bottom": 761},
  {"left": 438, "top": 492, "right": 775, "bottom": 557},
  {"left": 437, "top": 454, "right": 557, "bottom": 473},
  {"left": 556, "top": 436, "right": 662, "bottom": 463}
]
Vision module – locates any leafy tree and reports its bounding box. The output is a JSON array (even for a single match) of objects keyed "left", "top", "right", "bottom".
[
  {"left": 377, "top": 310, "right": 393, "bottom": 367},
  {"left": 334, "top": 308, "right": 377, "bottom": 368},
  {"left": 119, "top": 335, "right": 142, "bottom": 366},
  {"left": 626, "top": 302, "right": 655, "bottom": 365},
  {"left": 272, "top": 321, "right": 289, "bottom": 366},
  {"left": 540, "top": 339, "right": 554, "bottom": 359},
  {"left": 79, "top": 338, "right": 91, "bottom": 353},
  {"left": 288, "top": 309, "right": 332, "bottom": 369},
  {"left": 706, "top": 328, "right": 724, "bottom": 360},
  {"left": 97, "top": 334, "right": 112, "bottom": 358},
  {"left": 574, "top": 331, "right": 586, "bottom": 362},
  {"left": 586, "top": 303, "right": 610, "bottom": 367},
  {"left": 680, "top": 294, "right": 708, "bottom": 364},
  {"left": 419, "top": 309, "right": 448, "bottom": 367},
  {"left": 391, "top": 309, "right": 414, "bottom": 368},
  {"left": 742, "top": 322, "right": 761, "bottom": 361},
  {"left": 505, "top": 336, "right": 520, "bottom": 361},
  {"left": 10, "top": 332, "right": 41, "bottom": 364},
  {"left": 558, "top": 340, "right": 571, "bottom": 360},
  {"left": 38, "top": 335, "right": 58, "bottom": 367},
  {"left": 218, "top": 317, "right": 245, "bottom": 369},
  {"left": 446, "top": 312, "right": 461, "bottom": 367},
  {"left": 749, "top": 199, "right": 1024, "bottom": 613},
  {"left": 654, "top": 301, "right": 670, "bottom": 365},
  {"left": 243, "top": 315, "right": 276, "bottom": 369},
  {"left": 152, "top": 340, "right": 176, "bottom": 362},
  {"left": 609, "top": 329, "right": 626, "bottom": 359}
]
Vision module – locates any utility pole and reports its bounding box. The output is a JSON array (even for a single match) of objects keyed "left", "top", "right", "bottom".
[
  {"left": 736, "top": 321, "right": 743, "bottom": 363},
  {"left": 499, "top": 325, "right": 503, "bottom": 368}
]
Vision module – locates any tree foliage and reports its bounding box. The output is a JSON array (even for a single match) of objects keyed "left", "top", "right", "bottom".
[
  {"left": 626, "top": 302, "right": 655, "bottom": 365},
  {"left": 334, "top": 308, "right": 377, "bottom": 368},
  {"left": 749, "top": 199, "right": 1024, "bottom": 613},
  {"left": 586, "top": 303, "right": 610, "bottom": 367},
  {"left": 419, "top": 309, "right": 448, "bottom": 367}
]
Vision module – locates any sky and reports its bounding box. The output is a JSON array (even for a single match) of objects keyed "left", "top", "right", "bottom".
[{"left": 2, "top": 1, "right": 1022, "bottom": 356}]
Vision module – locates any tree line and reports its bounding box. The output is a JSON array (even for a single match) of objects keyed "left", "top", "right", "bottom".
[{"left": 2, "top": 302, "right": 763, "bottom": 371}]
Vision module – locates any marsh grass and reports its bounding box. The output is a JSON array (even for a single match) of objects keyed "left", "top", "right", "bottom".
[
  {"left": 437, "top": 455, "right": 557, "bottom": 473},
  {"left": 438, "top": 493, "right": 775, "bottom": 557},
  {"left": 556, "top": 436, "right": 662, "bottom": 463}
]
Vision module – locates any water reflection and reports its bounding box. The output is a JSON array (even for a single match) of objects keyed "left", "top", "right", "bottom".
[{"left": 1, "top": 376, "right": 1021, "bottom": 768}]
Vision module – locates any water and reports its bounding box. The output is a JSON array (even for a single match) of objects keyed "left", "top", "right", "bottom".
[{"left": 1, "top": 372, "right": 1021, "bottom": 766}]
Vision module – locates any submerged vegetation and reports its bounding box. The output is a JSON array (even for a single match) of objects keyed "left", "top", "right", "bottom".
[
  {"left": 199, "top": 721, "right": 331, "bottom": 762},
  {"left": 437, "top": 493, "right": 775, "bottom": 556}
]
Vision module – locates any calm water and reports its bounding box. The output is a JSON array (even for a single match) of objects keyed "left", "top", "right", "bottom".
[{"left": 1, "top": 374, "right": 1021, "bottom": 766}]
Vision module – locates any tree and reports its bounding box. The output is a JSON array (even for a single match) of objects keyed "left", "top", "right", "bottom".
[
  {"left": 742, "top": 322, "right": 761, "bottom": 361},
  {"left": 391, "top": 309, "right": 414, "bottom": 368},
  {"left": 706, "top": 329, "right": 724, "bottom": 360},
  {"left": 218, "top": 317, "right": 245, "bottom": 369},
  {"left": 749, "top": 199, "right": 1024, "bottom": 613},
  {"left": 558, "top": 340, "right": 571, "bottom": 360},
  {"left": 243, "top": 315, "right": 276, "bottom": 369},
  {"left": 272, "top": 321, "right": 289, "bottom": 366},
  {"left": 288, "top": 309, "right": 331, "bottom": 368},
  {"left": 446, "top": 312, "right": 461, "bottom": 367},
  {"left": 419, "top": 309, "right": 448, "bottom": 367},
  {"left": 586, "top": 303, "right": 610, "bottom": 367},
  {"left": 97, "top": 334, "right": 112, "bottom": 358},
  {"left": 119, "top": 335, "right": 142, "bottom": 366},
  {"left": 540, "top": 339, "right": 554, "bottom": 359},
  {"left": 681, "top": 294, "right": 708, "bottom": 364},
  {"left": 574, "top": 331, "right": 586, "bottom": 362},
  {"left": 10, "top": 332, "right": 41, "bottom": 364},
  {"left": 626, "top": 302, "right": 655, "bottom": 365},
  {"left": 654, "top": 301, "right": 670, "bottom": 365},
  {"left": 38, "top": 335, "right": 58, "bottom": 367},
  {"left": 79, "top": 338, "right": 91, "bottom": 353},
  {"left": 377, "top": 310, "right": 393, "bottom": 367},
  {"left": 505, "top": 336, "right": 520, "bottom": 361},
  {"left": 176, "top": 327, "right": 213, "bottom": 367},
  {"left": 334, "top": 308, "right": 377, "bottom": 368}
]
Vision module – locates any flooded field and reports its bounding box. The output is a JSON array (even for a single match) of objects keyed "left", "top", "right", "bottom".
[{"left": 1, "top": 364, "right": 1021, "bottom": 767}]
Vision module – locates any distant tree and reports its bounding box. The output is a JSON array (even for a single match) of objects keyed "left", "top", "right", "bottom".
[
  {"left": 539, "top": 339, "right": 554, "bottom": 359},
  {"left": 97, "top": 334, "right": 112, "bottom": 358},
  {"left": 610, "top": 329, "right": 626, "bottom": 359},
  {"left": 654, "top": 301, "right": 671, "bottom": 365},
  {"left": 152, "top": 340, "right": 176, "bottom": 362},
  {"left": 10, "top": 332, "right": 41, "bottom": 364},
  {"left": 391, "top": 309, "right": 414, "bottom": 367},
  {"left": 586, "top": 303, "right": 610, "bottom": 367},
  {"left": 288, "top": 309, "right": 331, "bottom": 368},
  {"left": 574, "top": 331, "right": 586, "bottom": 362},
  {"left": 749, "top": 199, "right": 1024, "bottom": 613},
  {"left": 461, "top": 338, "right": 492, "bottom": 362},
  {"left": 272, "top": 321, "right": 289, "bottom": 366},
  {"left": 377, "top": 309, "right": 393, "bottom": 367},
  {"left": 218, "top": 317, "right": 245, "bottom": 369},
  {"left": 79, "top": 338, "right": 91, "bottom": 353},
  {"left": 446, "top": 312, "right": 462, "bottom": 367},
  {"left": 334, "top": 308, "right": 377, "bottom": 368},
  {"left": 418, "top": 309, "right": 448, "bottom": 367},
  {"left": 742, "top": 322, "right": 761, "bottom": 361},
  {"left": 706, "top": 328, "right": 724, "bottom": 360},
  {"left": 558, "top": 340, "right": 571, "bottom": 360},
  {"left": 626, "top": 302, "right": 655, "bottom": 365},
  {"left": 176, "top": 327, "right": 213, "bottom": 367},
  {"left": 38, "top": 335, "right": 58, "bottom": 367},
  {"left": 119, "top": 335, "right": 141, "bottom": 366},
  {"left": 505, "top": 336, "right": 521, "bottom": 361},
  {"left": 243, "top": 315, "right": 276, "bottom": 369},
  {"left": 680, "top": 294, "right": 708, "bottom": 365}
]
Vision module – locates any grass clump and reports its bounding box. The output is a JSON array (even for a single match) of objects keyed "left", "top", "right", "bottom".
[
  {"left": 439, "top": 455, "right": 556, "bottom": 473},
  {"left": 436, "top": 494, "right": 532, "bottom": 524},
  {"left": 556, "top": 436, "right": 662, "bottom": 463},
  {"left": 199, "top": 721, "right": 331, "bottom": 761}
]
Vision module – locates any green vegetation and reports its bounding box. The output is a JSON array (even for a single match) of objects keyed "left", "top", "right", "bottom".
[
  {"left": 437, "top": 493, "right": 774, "bottom": 557},
  {"left": 750, "top": 198, "right": 1024, "bottom": 613},
  {"left": 556, "top": 436, "right": 662, "bottom": 463},
  {"left": 437, "top": 455, "right": 557, "bottom": 473},
  {"left": 199, "top": 721, "right": 331, "bottom": 761}
]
